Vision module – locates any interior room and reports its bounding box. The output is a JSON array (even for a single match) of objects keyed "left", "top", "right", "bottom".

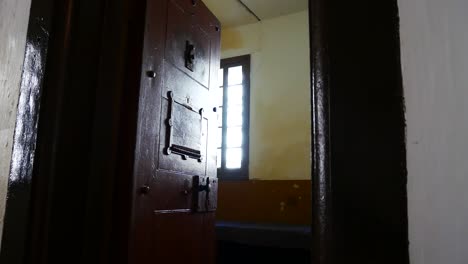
[
  {"left": 203, "top": 0, "right": 311, "bottom": 262},
  {"left": 3, "top": 0, "right": 468, "bottom": 263}
]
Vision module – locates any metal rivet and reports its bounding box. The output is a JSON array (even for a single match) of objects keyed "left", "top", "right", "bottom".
[
  {"left": 165, "top": 148, "right": 172, "bottom": 155},
  {"left": 140, "top": 185, "right": 150, "bottom": 195},
  {"left": 146, "top": 71, "right": 156, "bottom": 78}
]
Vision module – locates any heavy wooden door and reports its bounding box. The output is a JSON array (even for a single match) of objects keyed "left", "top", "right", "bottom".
[{"left": 129, "top": 0, "right": 221, "bottom": 263}]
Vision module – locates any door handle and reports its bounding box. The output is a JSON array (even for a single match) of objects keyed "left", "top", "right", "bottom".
[
  {"left": 197, "top": 176, "right": 211, "bottom": 194},
  {"left": 192, "top": 176, "right": 212, "bottom": 212}
]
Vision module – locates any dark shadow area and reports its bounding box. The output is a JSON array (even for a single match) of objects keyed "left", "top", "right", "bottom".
[
  {"left": 218, "top": 242, "right": 310, "bottom": 263},
  {"left": 327, "top": 0, "right": 408, "bottom": 263},
  {"left": 216, "top": 221, "right": 311, "bottom": 263}
]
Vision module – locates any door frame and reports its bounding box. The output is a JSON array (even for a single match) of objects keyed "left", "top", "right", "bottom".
[
  {"left": 0, "top": 0, "right": 56, "bottom": 262},
  {"left": 0, "top": 0, "right": 134, "bottom": 262},
  {"left": 309, "top": 0, "right": 333, "bottom": 263},
  {"left": 309, "top": 1, "right": 409, "bottom": 264},
  {"left": 1, "top": 0, "right": 408, "bottom": 264}
]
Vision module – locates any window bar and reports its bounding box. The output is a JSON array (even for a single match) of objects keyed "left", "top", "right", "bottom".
[{"left": 221, "top": 67, "right": 229, "bottom": 171}]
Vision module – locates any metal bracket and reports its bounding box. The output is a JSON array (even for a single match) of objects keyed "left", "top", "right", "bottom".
[
  {"left": 164, "top": 91, "right": 203, "bottom": 162},
  {"left": 185, "top": 41, "right": 195, "bottom": 71}
]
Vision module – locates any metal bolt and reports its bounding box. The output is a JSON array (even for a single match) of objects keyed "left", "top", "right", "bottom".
[
  {"left": 140, "top": 185, "right": 150, "bottom": 195},
  {"left": 146, "top": 71, "right": 156, "bottom": 78},
  {"left": 165, "top": 148, "right": 172, "bottom": 155}
]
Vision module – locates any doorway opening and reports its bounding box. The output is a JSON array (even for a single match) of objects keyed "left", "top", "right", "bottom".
[
  {"left": 204, "top": 1, "right": 312, "bottom": 262},
  {"left": 0, "top": 0, "right": 409, "bottom": 263}
]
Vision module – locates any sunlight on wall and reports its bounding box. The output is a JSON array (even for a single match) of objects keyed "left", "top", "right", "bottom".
[{"left": 221, "top": 10, "right": 311, "bottom": 180}]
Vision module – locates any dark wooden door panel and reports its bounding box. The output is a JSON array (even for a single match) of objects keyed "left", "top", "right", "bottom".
[
  {"left": 129, "top": 0, "right": 221, "bottom": 263},
  {"left": 163, "top": 62, "right": 211, "bottom": 114},
  {"left": 149, "top": 172, "right": 218, "bottom": 213},
  {"left": 157, "top": 62, "right": 220, "bottom": 176},
  {"left": 152, "top": 213, "right": 216, "bottom": 264},
  {"left": 166, "top": 0, "right": 212, "bottom": 87},
  {"left": 158, "top": 93, "right": 208, "bottom": 176},
  {"left": 151, "top": 170, "right": 194, "bottom": 211}
]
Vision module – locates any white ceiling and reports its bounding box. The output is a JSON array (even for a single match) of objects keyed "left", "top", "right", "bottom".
[{"left": 204, "top": 0, "right": 308, "bottom": 28}]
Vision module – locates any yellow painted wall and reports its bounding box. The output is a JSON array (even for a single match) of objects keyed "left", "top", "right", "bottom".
[{"left": 221, "top": 11, "right": 311, "bottom": 180}]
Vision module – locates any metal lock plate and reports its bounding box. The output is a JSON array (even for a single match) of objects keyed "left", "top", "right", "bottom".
[{"left": 192, "top": 176, "right": 217, "bottom": 212}]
